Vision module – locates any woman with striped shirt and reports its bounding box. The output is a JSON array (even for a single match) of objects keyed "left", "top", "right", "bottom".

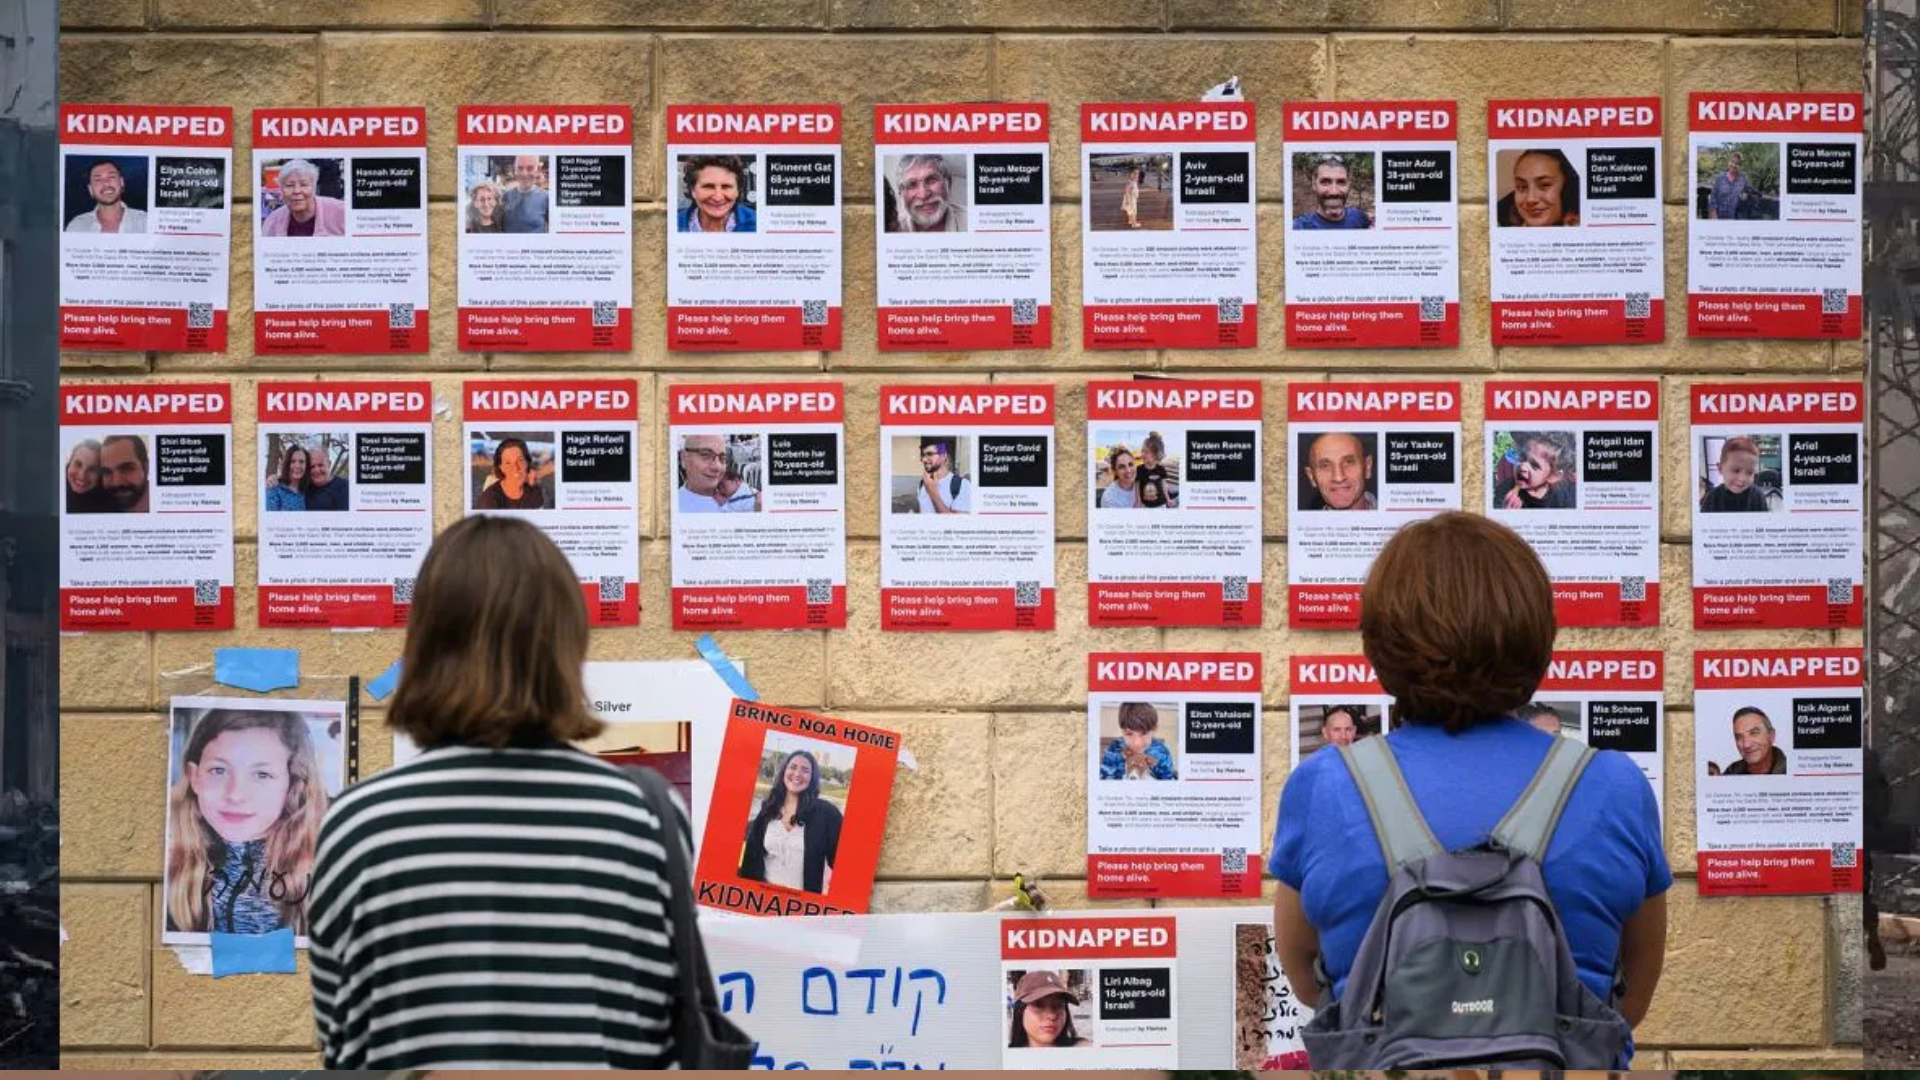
[{"left": 307, "top": 515, "right": 686, "bottom": 1069}]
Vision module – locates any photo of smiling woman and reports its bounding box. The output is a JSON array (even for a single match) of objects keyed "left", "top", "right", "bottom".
[
  {"left": 1006, "top": 969, "right": 1095, "bottom": 1048},
  {"left": 473, "top": 434, "right": 552, "bottom": 511},
  {"left": 161, "top": 699, "right": 347, "bottom": 944},
  {"left": 677, "top": 154, "right": 757, "bottom": 234},
  {"left": 64, "top": 438, "right": 111, "bottom": 514},
  {"left": 1496, "top": 148, "right": 1582, "bottom": 228},
  {"left": 737, "top": 734, "right": 847, "bottom": 895}
]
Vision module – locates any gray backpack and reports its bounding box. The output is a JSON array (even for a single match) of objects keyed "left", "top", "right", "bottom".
[{"left": 1299, "top": 735, "right": 1632, "bottom": 1070}]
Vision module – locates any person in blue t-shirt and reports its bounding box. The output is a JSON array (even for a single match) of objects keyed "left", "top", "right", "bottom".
[
  {"left": 1268, "top": 511, "right": 1669, "bottom": 1063},
  {"left": 1292, "top": 155, "right": 1372, "bottom": 230}
]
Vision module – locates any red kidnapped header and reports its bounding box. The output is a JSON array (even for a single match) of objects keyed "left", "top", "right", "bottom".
[
  {"left": 668, "top": 105, "right": 842, "bottom": 145},
  {"left": 62, "top": 383, "right": 231, "bottom": 424},
  {"left": 1081, "top": 102, "right": 1253, "bottom": 143},
  {"left": 1695, "top": 648, "right": 1863, "bottom": 690},
  {"left": 62, "top": 104, "right": 232, "bottom": 148},
  {"left": 1486, "top": 380, "right": 1659, "bottom": 421},
  {"left": 464, "top": 379, "right": 638, "bottom": 421},
  {"left": 669, "top": 382, "right": 843, "bottom": 424},
  {"left": 1538, "top": 650, "right": 1662, "bottom": 692},
  {"left": 1290, "top": 655, "right": 1383, "bottom": 695},
  {"left": 1689, "top": 381, "right": 1862, "bottom": 424},
  {"left": 1290, "top": 381, "right": 1461, "bottom": 422},
  {"left": 875, "top": 103, "right": 1047, "bottom": 145},
  {"left": 1488, "top": 97, "right": 1661, "bottom": 139},
  {"left": 1088, "top": 652, "right": 1261, "bottom": 692},
  {"left": 1285, "top": 100, "right": 1457, "bottom": 141},
  {"left": 459, "top": 105, "right": 631, "bottom": 145},
  {"left": 1691, "top": 92, "right": 1863, "bottom": 134},
  {"left": 255, "top": 107, "right": 426, "bottom": 148},
  {"left": 880, "top": 385, "right": 1054, "bottom": 424},
  {"left": 1001, "top": 916, "right": 1178, "bottom": 959},
  {"left": 259, "top": 381, "right": 432, "bottom": 423},
  {"left": 1087, "top": 380, "right": 1261, "bottom": 420}
]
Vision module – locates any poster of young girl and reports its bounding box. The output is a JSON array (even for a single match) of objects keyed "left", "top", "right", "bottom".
[{"left": 161, "top": 696, "right": 349, "bottom": 947}]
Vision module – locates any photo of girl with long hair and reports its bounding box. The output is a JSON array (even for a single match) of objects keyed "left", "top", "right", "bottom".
[
  {"left": 736, "top": 732, "right": 847, "bottom": 896},
  {"left": 161, "top": 698, "right": 347, "bottom": 945}
]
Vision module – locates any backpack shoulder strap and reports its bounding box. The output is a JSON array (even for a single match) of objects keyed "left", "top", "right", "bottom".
[
  {"left": 1337, "top": 737, "right": 1443, "bottom": 870},
  {"left": 1490, "top": 736, "right": 1595, "bottom": 861},
  {"left": 950, "top": 473, "right": 964, "bottom": 500}
]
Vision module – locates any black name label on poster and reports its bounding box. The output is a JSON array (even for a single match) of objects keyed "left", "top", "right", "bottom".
[
  {"left": 155, "top": 156, "right": 226, "bottom": 208},
  {"left": 1180, "top": 151, "right": 1249, "bottom": 203},
  {"left": 1585, "top": 147, "right": 1656, "bottom": 200},
  {"left": 765, "top": 154, "right": 837, "bottom": 206},
  {"left": 555, "top": 154, "right": 627, "bottom": 208},
  {"left": 156, "top": 433, "right": 226, "bottom": 486},
  {"left": 352, "top": 157, "right": 422, "bottom": 210},
  {"left": 1582, "top": 430, "right": 1653, "bottom": 483},
  {"left": 977, "top": 435, "right": 1049, "bottom": 487},
  {"left": 1184, "top": 701, "right": 1256, "bottom": 754},
  {"left": 1792, "top": 697, "right": 1861, "bottom": 749},
  {"left": 768, "top": 432, "right": 839, "bottom": 486},
  {"left": 973, "top": 153, "right": 1045, "bottom": 205},
  {"left": 1788, "top": 432, "right": 1858, "bottom": 485},
  {"left": 561, "top": 430, "right": 632, "bottom": 483},
  {"left": 1587, "top": 700, "right": 1658, "bottom": 753},
  {"left": 1185, "top": 429, "right": 1257, "bottom": 483},
  {"left": 1385, "top": 432, "right": 1454, "bottom": 483},
  {"left": 1785, "top": 143, "right": 1857, "bottom": 195},
  {"left": 355, "top": 431, "right": 426, "bottom": 485},
  {"left": 1381, "top": 149, "right": 1451, "bottom": 203},
  {"left": 1098, "top": 968, "right": 1172, "bottom": 1020}
]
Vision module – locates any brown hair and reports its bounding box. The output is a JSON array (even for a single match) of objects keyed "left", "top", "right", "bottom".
[
  {"left": 1360, "top": 512, "right": 1556, "bottom": 734},
  {"left": 1718, "top": 435, "right": 1760, "bottom": 461},
  {"left": 387, "top": 515, "right": 602, "bottom": 749},
  {"left": 1117, "top": 702, "right": 1159, "bottom": 733}
]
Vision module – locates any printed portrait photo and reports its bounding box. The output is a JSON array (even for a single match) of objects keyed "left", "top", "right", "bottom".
[
  {"left": 1698, "top": 433, "right": 1784, "bottom": 513},
  {"left": 1291, "top": 151, "right": 1376, "bottom": 230},
  {"left": 63, "top": 154, "right": 151, "bottom": 235},
  {"left": 675, "top": 432, "right": 763, "bottom": 515},
  {"left": 63, "top": 432, "right": 152, "bottom": 515},
  {"left": 1705, "top": 704, "right": 1790, "bottom": 778},
  {"left": 1089, "top": 153, "right": 1173, "bottom": 231},
  {"left": 1096, "top": 700, "right": 1179, "bottom": 781},
  {"left": 676, "top": 153, "right": 760, "bottom": 234},
  {"left": 735, "top": 730, "right": 852, "bottom": 897},
  {"left": 1518, "top": 699, "right": 1584, "bottom": 738},
  {"left": 1296, "top": 430, "right": 1379, "bottom": 511},
  {"left": 263, "top": 432, "right": 352, "bottom": 512},
  {"left": 462, "top": 153, "right": 551, "bottom": 234},
  {"left": 161, "top": 697, "right": 348, "bottom": 945},
  {"left": 1295, "top": 703, "right": 1383, "bottom": 760},
  {"left": 259, "top": 157, "right": 348, "bottom": 237},
  {"left": 1491, "top": 429, "right": 1579, "bottom": 510},
  {"left": 1091, "top": 427, "right": 1181, "bottom": 510},
  {"left": 1495, "top": 148, "right": 1582, "bottom": 228},
  {"left": 468, "top": 430, "right": 556, "bottom": 511},
  {"left": 1695, "top": 141, "right": 1780, "bottom": 221},
  {"left": 882, "top": 152, "right": 970, "bottom": 234},
  {"left": 1005, "top": 968, "right": 1095, "bottom": 1049},
  {"left": 889, "top": 433, "right": 974, "bottom": 514}
]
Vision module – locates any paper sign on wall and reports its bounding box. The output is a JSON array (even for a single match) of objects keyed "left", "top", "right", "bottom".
[
  {"left": 1288, "top": 655, "right": 1393, "bottom": 766},
  {"left": 1531, "top": 650, "right": 1665, "bottom": 824},
  {"left": 1000, "top": 916, "right": 1179, "bottom": 1067}
]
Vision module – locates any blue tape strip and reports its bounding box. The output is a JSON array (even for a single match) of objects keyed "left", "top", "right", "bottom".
[
  {"left": 366, "top": 659, "right": 402, "bottom": 702},
  {"left": 210, "top": 928, "right": 297, "bottom": 977},
  {"left": 213, "top": 648, "right": 300, "bottom": 693},
  {"left": 694, "top": 633, "right": 757, "bottom": 702}
]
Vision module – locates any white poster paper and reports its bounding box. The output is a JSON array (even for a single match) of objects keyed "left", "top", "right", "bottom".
[
  {"left": 1000, "top": 915, "right": 1178, "bottom": 1068},
  {"left": 1288, "top": 655, "right": 1394, "bottom": 767}
]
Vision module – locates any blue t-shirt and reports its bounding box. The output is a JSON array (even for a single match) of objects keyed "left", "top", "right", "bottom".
[
  {"left": 1292, "top": 207, "right": 1370, "bottom": 230},
  {"left": 1268, "top": 717, "right": 1670, "bottom": 1008}
]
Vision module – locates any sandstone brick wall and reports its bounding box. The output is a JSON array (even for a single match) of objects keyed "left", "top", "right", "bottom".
[{"left": 57, "top": 0, "right": 1867, "bottom": 1070}]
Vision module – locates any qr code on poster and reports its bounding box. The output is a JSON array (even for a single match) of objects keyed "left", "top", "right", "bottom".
[
  {"left": 1223, "top": 575, "right": 1249, "bottom": 602},
  {"left": 187, "top": 303, "right": 214, "bottom": 329},
  {"left": 1620, "top": 576, "right": 1646, "bottom": 602},
  {"left": 802, "top": 299, "right": 829, "bottom": 326},
  {"left": 1015, "top": 581, "right": 1041, "bottom": 608},
  {"left": 1625, "top": 292, "right": 1651, "bottom": 319},
  {"left": 806, "top": 578, "right": 832, "bottom": 605},
  {"left": 1832, "top": 841, "right": 1858, "bottom": 869},
  {"left": 389, "top": 303, "right": 415, "bottom": 329},
  {"left": 1220, "top": 847, "right": 1248, "bottom": 873},
  {"left": 592, "top": 300, "right": 618, "bottom": 327},
  {"left": 1419, "top": 295, "right": 1445, "bottom": 322},
  {"left": 393, "top": 577, "right": 416, "bottom": 605},
  {"left": 1823, "top": 288, "right": 1848, "bottom": 315},
  {"left": 1829, "top": 577, "right": 1855, "bottom": 605},
  {"left": 1012, "top": 297, "right": 1038, "bottom": 326},
  {"left": 1217, "top": 296, "right": 1243, "bottom": 324},
  {"left": 598, "top": 575, "right": 627, "bottom": 602},
  {"left": 194, "top": 579, "right": 220, "bottom": 606}
]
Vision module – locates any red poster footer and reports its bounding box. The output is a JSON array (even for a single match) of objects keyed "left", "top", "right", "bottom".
[
  {"left": 878, "top": 304, "right": 1051, "bottom": 351},
  {"left": 1697, "top": 849, "right": 1860, "bottom": 896},
  {"left": 1088, "top": 582, "right": 1260, "bottom": 627},
  {"left": 61, "top": 306, "right": 228, "bottom": 353},
  {"left": 459, "top": 306, "right": 632, "bottom": 351},
  {"left": 1555, "top": 581, "right": 1659, "bottom": 627},
  {"left": 61, "top": 585, "right": 234, "bottom": 632},
  {"left": 1084, "top": 302, "right": 1256, "bottom": 350},
  {"left": 1493, "top": 298, "right": 1665, "bottom": 346},
  {"left": 1687, "top": 292, "right": 1861, "bottom": 339},
  {"left": 583, "top": 580, "right": 640, "bottom": 627},
  {"left": 881, "top": 586, "right": 1054, "bottom": 631},
  {"left": 1087, "top": 853, "right": 1261, "bottom": 899},
  {"left": 259, "top": 585, "right": 407, "bottom": 629},
  {"left": 1286, "top": 301, "right": 1459, "bottom": 348},
  {"left": 1289, "top": 584, "right": 1361, "bottom": 629},
  {"left": 257, "top": 308, "right": 428, "bottom": 354},
  {"left": 1693, "top": 584, "right": 1861, "bottom": 629},
  {"left": 672, "top": 585, "right": 847, "bottom": 630},
  {"left": 669, "top": 305, "right": 843, "bottom": 351}
]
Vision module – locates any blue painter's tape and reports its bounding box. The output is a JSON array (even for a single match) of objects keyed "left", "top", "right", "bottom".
[
  {"left": 210, "top": 928, "right": 297, "bottom": 977},
  {"left": 695, "top": 634, "right": 757, "bottom": 702},
  {"left": 213, "top": 648, "right": 300, "bottom": 693},
  {"left": 366, "top": 659, "right": 402, "bottom": 702}
]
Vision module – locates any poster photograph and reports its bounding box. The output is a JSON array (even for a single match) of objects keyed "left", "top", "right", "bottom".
[
  {"left": 59, "top": 104, "right": 233, "bottom": 352},
  {"left": 1487, "top": 97, "right": 1664, "bottom": 345},
  {"left": 694, "top": 699, "right": 898, "bottom": 917},
  {"left": 462, "top": 379, "right": 640, "bottom": 626},
  {"left": 455, "top": 105, "right": 633, "bottom": 351},
  {"left": 1282, "top": 101, "right": 1458, "bottom": 348},
  {"left": 1086, "top": 380, "right": 1262, "bottom": 627},
  {"left": 1529, "top": 650, "right": 1665, "bottom": 822},
  {"left": 1484, "top": 380, "right": 1660, "bottom": 626},
  {"left": 878, "top": 385, "right": 1056, "bottom": 630},
  {"left": 874, "top": 104, "right": 1050, "bottom": 350},
  {"left": 1085, "top": 653, "right": 1262, "bottom": 900},
  {"left": 161, "top": 695, "right": 350, "bottom": 946},
  {"left": 668, "top": 383, "right": 847, "bottom": 630},
  {"left": 1286, "top": 381, "right": 1462, "bottom": 628},
  {"left": 665, "top": 105, "right": 843, "bottom": 350},
  {"left": 1232, "top": 923, "right": 1312, "bottom": 1071},
  {"left": 256, "top": 381, "right": 433, "bottom": 629},
  {"left": 1079, "top": 101, "right": 1256, "bottom": 349},
  {"left": 1686, "top": 92, "right": 1863, "bottom": 339},
  {"left": 251, "top": 107, "right": 429, "bottom": 353},
  {"left": 1288, "top": 655, "right": 1393, "bottom": 766},
  {"left": 1693, "top": 648, "right": 1862, "bottom": 896},
  {"left": 59, "top": 383, "right": 234, "bottom": 631},
  {"left": 1689, "top": 381, "right": 1863, "bottom": 628},
  {"left": 1000, "top": 916, "right": 1179, "bottom": 1069}
]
